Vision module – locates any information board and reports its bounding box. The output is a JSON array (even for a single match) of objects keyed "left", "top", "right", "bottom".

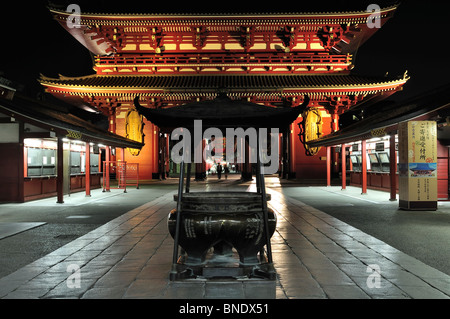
[{"left": 398, "top": 121, "right": 437, "bottom": 210}]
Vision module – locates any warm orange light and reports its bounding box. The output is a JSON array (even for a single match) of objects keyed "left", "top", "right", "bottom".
[
  {"left": 125, "top": 108, "right": 145, "bottom": 156},
  {"left": 302, "top": 108, "right": 323, "bottom": 156}
]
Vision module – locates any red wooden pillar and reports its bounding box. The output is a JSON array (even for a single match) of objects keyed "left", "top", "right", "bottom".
[
  {"left": 361, "top": 140, "right": 367, "bottom": 195},
  {"left": 122, "top": 147, "right": 127, "bottom": 193},
  {"left": 56, "top": 136, "right": 64, "bottom": 204},
  {"left": 85, "top": 142, "right": 91, "bottom": 197},
  {"left": 326, "top": 146, "right": 331, "bottom": 187},
  {"left": 389, "top": 133, "right": 397, "bottom": 201},
  {"left": 165, "top": 134, "right": 169, "bottom": 177},
  {"left": 18, "top": 122, "right": 25, "bottom": 202},
  {"left": 108, "top": 109, "right": 116, "bottom": 166},
  {"left": 105, "top": 146, "right": 110, "bottom": 192},
  {"left": 332, "top": 114, "right": 340, "bottom": 175},
  {"left": 341, "top": 144, "right": 346, "bottom": 190}
]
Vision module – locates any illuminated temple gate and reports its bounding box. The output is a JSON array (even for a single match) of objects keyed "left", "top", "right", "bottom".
[{"left": 40, "top": 4, "right": 408, "bottom": 181}]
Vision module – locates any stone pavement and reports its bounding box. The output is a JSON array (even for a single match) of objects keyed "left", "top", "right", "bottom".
[{"left": 0, "top": 177, "right": 449, "bottom": 299}]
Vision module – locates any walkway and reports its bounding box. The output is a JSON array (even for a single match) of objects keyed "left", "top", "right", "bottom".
[{"left": 0, "top": 176, "right": 449, "bottom": 299}]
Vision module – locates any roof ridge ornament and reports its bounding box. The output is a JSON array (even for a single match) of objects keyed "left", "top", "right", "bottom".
[{"left": 403, "top": 70, "right": 409, "bottom": 80}]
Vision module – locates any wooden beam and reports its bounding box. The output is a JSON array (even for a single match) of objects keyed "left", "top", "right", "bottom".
[{"left": 23, "top": 132, "right": 53, "bottom": 139}]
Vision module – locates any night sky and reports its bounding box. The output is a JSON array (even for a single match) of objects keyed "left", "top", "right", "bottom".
[{"left": 1, "top": 0, "right": 449, "bottom": 103}]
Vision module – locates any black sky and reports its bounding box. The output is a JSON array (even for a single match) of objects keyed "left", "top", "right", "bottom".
[{"left": 1, "top": 0, "right": 449, "bottom": 102}]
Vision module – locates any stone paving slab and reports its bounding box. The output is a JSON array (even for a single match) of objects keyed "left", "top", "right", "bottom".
[
  {"left": 0, "top": 222, "right": 46, "bottom": 240},
  {"left": 1, "top": 182, "right": 449, "bottom": 299},
  {"left": 269, "top": 190, "right": 450, "bottom": 299}
]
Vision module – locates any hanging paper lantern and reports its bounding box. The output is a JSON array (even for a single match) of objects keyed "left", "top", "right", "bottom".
[{"left": 125, "top": 108, "right": 145, "bottom": 156}]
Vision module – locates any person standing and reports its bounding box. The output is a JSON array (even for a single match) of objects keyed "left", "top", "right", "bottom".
[
  {"left": 224, "top": 164, "right": 229, "bottom": 180},
  {"left": 217, "top": 163, "right": 223, "bottom": 180}
]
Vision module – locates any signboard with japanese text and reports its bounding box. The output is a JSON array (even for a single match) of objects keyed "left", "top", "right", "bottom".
[{"left": 398, "top": 121, "right": 437, "bottom": 210}]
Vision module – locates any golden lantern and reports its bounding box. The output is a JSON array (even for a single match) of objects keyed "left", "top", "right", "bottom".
[
  {"left": 299, "top": 108, "right": 323, "bottom": 156},
  {"left": 125, "top": 108, "right": 145, "bottom": 156}
]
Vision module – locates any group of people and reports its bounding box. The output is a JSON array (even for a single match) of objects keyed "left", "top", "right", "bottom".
[{"left": 215, "top": 163, "right": 229, "bottom": 180}]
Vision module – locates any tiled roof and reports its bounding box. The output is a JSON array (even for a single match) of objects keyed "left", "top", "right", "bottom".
[
  {"left": 307, "top": 82, "right": 450, "bottom": 147},
  {"left": 0, "top": 93, "right": 144, "bottom": 149},
  {"left": 40, "top": 74, "right": 408, "bottom": 91},
  {"left": 48, "top": 2, "right": 398, "bottom": 19},
  {"left": 134, "top": 94, "right": 310, "bottom": 129}
]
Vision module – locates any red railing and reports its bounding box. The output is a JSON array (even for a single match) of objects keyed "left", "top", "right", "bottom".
[
  {"left": 98, "top": 52, "right": 349, "bottom": 65},
  {"left": 102, "top": 161, "right": 139, "bottom": 193},
  {"left": 95, "top": 52, "right": 351, "bottom": 75}
]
